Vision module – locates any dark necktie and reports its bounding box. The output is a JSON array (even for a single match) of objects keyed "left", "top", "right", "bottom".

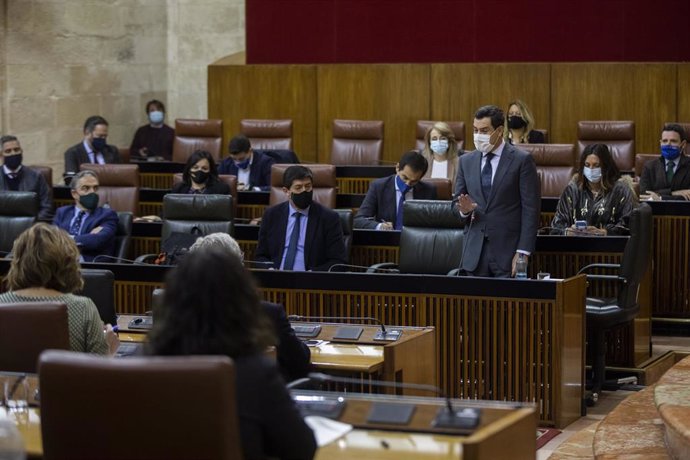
[
  {"left": 666, "top": 161, "right": 675, "bottom": 184},
  {"left": 69, "top": 210, "right": 85, "bottom": 236},
  {"left": 283, "top": 212, "right": 302, "bottom": 270},
  {"left": 481, "top": 153, "right": 494, "bottom": 200},
  {"left": 395, "top": 187, "right": 410, "bottom": 230}
]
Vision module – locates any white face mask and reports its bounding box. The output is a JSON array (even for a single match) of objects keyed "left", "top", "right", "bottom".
[
  {"left": 430, "top": 139, "right": 449, "bottom": 155},
  {"left": 583, "top": 167, "right": 602, "bottom": 183},
  {"left": 473, "top": 133, "right": 493, "bottom": 154}
]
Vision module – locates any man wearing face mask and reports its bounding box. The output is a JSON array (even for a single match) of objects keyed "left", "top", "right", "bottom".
[
  {"left": 0, "top": 135, "right": 54, "bottom": 221},
  {"left": 453, "top": 105, "right": 541, "bottom": 278},
  {"left": 129, "top": 100, "right": 174, "bottom": 161},
  {"left": 255, "top": 165, "right": 346, "bottom": 271},
  {"left": 355, "top": 150, "right": 437, "bottom": 230},
  {"left": 640, "top": 123, "right": 690, "bottom": 201},
  {"left": 64, "top": 116, "right": 121, "bottom": 175},
  {"left": 53, "top": 170, "right": 118, "bottom": 262},
  {"left": 218, "top": 135, "right": 275, "bottom": 191}
]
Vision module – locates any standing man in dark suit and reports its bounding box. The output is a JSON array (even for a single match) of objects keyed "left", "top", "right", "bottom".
[
  {"left": 640, "top": 123, "right": 690, "bottom": 201},
  {"left": 354, "top": 150, "right": 437, "bottom": 230},
  {"left": 256, "top": 165, "right": 346, "bottom": 271},
  {"left": 454, "top": 105, "right": 541, "bottom": 277},
  {"left": 218, "top": 134, "right": 275, "bottom": 191},
  {"left": 64, "top": 116, "right": 121, "bottom": 174},
  {"left": 0, "top": 135, "right": 53, "bottom": 220},
  {"left": 53, "top": 170, "right": 118, "bottom": 262}
]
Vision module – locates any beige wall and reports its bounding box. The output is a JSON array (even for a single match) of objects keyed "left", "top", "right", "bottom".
[{"left": 0, "top": 0, "right": 244, "bottom": 178}]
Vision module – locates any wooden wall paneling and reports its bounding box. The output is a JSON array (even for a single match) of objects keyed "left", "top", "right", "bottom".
[
  {"left": 430, "top": 64, "right": 551, "bottom": 149},
  {"left": 316, "top": 64, "right": 430, "bottom": 164},
  {"left": 207, "top": 64, "right": 318, "bottom": 162},
  {"left": 551, "top": 63, "right": 677, "bottom": 155},
  {"left": 678, "top": 64, "right": 690, "bottom": 122}
]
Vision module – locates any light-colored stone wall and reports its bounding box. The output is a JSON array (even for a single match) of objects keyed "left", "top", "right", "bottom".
[{"left": 0, "top": 0, "right": 244, "bottom": 179}]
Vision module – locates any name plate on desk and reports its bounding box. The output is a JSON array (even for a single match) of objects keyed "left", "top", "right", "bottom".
[
  {"left": 293, "top": 324, "right": 322, "bottom": 338},
  {"left": 367, "top": 402, "right": 416, "bottom": 425},
  {"left": 333, "top": 326, "right": 363, "bottom": 340}
]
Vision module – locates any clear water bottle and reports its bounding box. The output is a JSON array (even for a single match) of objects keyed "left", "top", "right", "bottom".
[
  {"left": 515, "top": 253, "right": 528, "bottom": 279},
  {"left": 0, "top": 420, "right": 26, "bottom": 460}
]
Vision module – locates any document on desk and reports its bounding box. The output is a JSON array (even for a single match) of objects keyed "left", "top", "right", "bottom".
[{"left": 304, "top": 415, "right": 353, "bottom": 446}]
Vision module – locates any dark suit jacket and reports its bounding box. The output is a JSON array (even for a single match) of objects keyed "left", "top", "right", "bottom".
[
  {"left": 218, "top": 151, "right": 275, "bottom": 191},
  {"left": 354, "top": 175, "right": 437, "bottom": 229},
  {"left": 453, "top": 143, "right": 541, "bottom": 274},
  {"left": 639, "top": 155, "right": 690, "bottom": 200},
  {"left": 234, "top": 355, "right": 317, "bottom": 460},
  {"left": 256, "top": 201, "right": 346, "bottom": 271},
  {"left": 53, "top": 205, "right": 118, "bottom": 262},
  {"left": 262, "top": 301, "right": 311, "bottom": 381},
  {"left": 63, "top": 142, "right": 121, "bottom": 173},
  {"left": 0, "top": 167, "right": 53, "bottom": 220}
]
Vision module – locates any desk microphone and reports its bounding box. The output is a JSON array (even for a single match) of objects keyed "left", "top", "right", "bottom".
[
  {"left": 91, "top": 254, "right": 149, "bottom": 265},
  {"left": 327, "top": 263, "right": 398, "bottom": 273},
  {"left": 287, "top": 314, "right": 400, "bottom": 341},
  {"left": 299, "top": 372, "right": 481, "bottom": 431},
  {"left": 243, "top": 259, "right": 275, "bottom": 268},
  {"left": 452, "top": 195, "right": 474, "bottom": 277}
]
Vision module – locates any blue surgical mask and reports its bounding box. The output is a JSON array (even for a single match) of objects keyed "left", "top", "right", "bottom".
[
  {"left": 583, "top": 167, "right": 602, "bottom": 184},
  {"left": 395, "top": 174, "right": 411, "bottom": 194},
  {"left": 661, "top": 144, "right": 681, "bottom": 161},
  {"left": 430, "top": 139, "right": 449, "bottom": 154},
  {"left": 149, "top": 111, "right": 164, "bottom": 125},
  {"left": 234, "top": 158, "right": 250, "bottom": 170},
  {"left": 91, "top": 137, "right": 106, "bottom": 152}
]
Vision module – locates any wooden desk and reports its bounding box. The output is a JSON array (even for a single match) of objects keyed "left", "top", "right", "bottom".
[{"left": 298, "top": 391, "right": 537, "bottom": 460}]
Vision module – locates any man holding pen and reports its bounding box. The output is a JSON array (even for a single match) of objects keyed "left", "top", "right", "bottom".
[{"left": 354, "top": 150, "right": 437, "bottom": 230}]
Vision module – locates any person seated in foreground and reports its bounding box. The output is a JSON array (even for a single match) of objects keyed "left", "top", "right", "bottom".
[
  {"left": 171, "top": 149, "right": 230, "bottom": 195},
  {"left": 145, "top": 247, "right": 317, "bottom": 460},
  {"left": 354, "top": 150, "right": 437, "bottom": 230},
  {"left": 551, "top": 143, "right": 636, "bottom": 235},
  {"left": 0, "top": 224, "right": 118, "bottom": 355},
  {"left": 188, "top": 233, "right": 312, "bottom": 381},
  {"left": 255, "top": 165, "right": 346, "bottom": 271}
]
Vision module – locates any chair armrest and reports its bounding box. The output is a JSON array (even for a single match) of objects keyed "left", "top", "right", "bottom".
[
  {"left": 577, "top": 263, "right": 621, "bottom": 275},
  {"left": 134, "top": 254, "right": 159, "bottom": 264},
  {"left": 447, "top": 268, "right": 462, "bottom": 276},
  {"left": 367, "top": 263, "right": 399, "bottom": 273}
]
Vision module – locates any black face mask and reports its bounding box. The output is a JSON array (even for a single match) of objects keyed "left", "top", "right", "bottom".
[
  {"left": 508, "top": 116, "right": 527, "bottom": 130},
  {"left": 291, "top": 190, "right": 313, "bottom": 209},
  {"left": 91, "top": 137, "right": 107, "bottom": 152},
  {"left": 4, "top": 154, "right": 22, "bottom": 171},
  {"left": 79, "top": 192, "right": 99, "bottom": 211},
  {"left": 190, "top": 170, "right": 210, "bottom": 184}
]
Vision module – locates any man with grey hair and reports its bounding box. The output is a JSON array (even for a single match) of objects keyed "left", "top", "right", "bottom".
[
  {"left": 189, "top": 233, "right": 312, "bottom": 381},
  {"left": 0, "top": 135, "right": 53, "bottom": 220},
  {"left": 53, "top": 170, "right": 118, "bottom": 262}
]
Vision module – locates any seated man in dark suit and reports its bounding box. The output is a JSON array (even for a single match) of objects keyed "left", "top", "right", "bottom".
[
  {"left": 640, "top": 123, "right": 690, "bottom": 201},
  {"left": 0, "top": 135, "right": 53, "bottom": 220},
  {"left": 53, "top": 170, "right": 118, "bottom": 262},
  {"left": 64, "top": 115, "right": 121, "bottom": 174},
  {"left": 189, "top": 232, "right": 311, "bottom": 381},
  {"left": 218, "top": 134, "right": 275, "bottom": 191},
  {"left": 256, "top": 165, "right": 346, "bottom": 271},
  {"left": 354, "top": 150, "right": 437, "bottom": 230}
]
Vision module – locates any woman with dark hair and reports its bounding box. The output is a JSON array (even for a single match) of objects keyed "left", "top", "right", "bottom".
[
  {"left": 551, "top": 144, "right": 636, "bottom": 235},
  {"left": 146, "top": 248, "right": 316, "bottom": 460},
  {"left": 171, "top": 150, "right": 230, "bottom": 195},
  {"left": 0, "top": 223, "right": 117, "bottom": 354}
]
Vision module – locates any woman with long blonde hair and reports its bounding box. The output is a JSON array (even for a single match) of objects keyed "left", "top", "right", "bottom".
[
  {"left": 421, "top": 121, "right": 460, "bottom": 180},
  {"left": 504, "top": 100, "right": 545, "bottom": 144}
]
